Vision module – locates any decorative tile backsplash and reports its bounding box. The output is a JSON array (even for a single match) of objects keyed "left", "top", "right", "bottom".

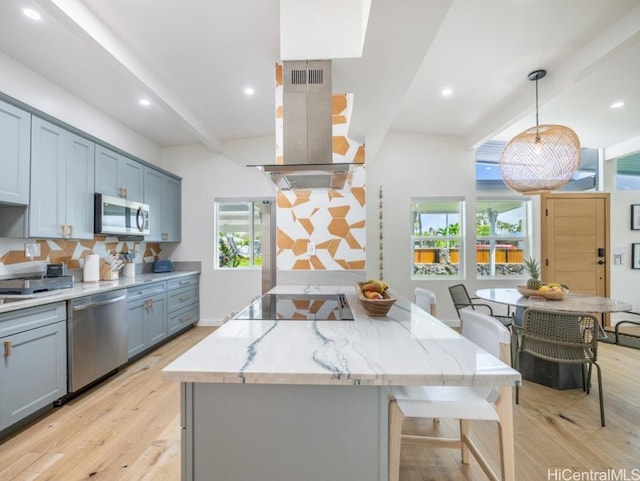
[
  {"left": 275, "top": 169, "right": 366, "bottom": 270},
  {"left": 0, "top": 236, "right": 161, "bottom": 277}
]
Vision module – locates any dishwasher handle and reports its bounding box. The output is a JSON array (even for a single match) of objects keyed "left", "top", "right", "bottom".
[{"left": 72, "top": 293, "right": 127, "bottom": 312}]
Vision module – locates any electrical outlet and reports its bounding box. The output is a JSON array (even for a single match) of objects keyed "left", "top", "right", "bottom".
[
  {"left": 307, "top": 242, "right": 316, "bottom": 256},
  {"left": 24, "top": 242, "right": 41, "bottom": 258}
]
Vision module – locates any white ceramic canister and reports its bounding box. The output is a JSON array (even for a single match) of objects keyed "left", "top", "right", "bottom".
[{"left": 125, "top": 263, "right": 136, "bottom": 278}]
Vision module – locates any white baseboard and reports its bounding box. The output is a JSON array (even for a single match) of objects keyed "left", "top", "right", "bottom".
[{"left": 196, "top": 318, "right": 225, "bottom": 327}]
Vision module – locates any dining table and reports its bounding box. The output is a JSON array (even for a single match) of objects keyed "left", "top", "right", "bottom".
[
  {"left": 475, "top": 288, "right": 633, "bottom": 318},
  {"left": 475, "top": 288, "right": 633, "bottom": 389}
]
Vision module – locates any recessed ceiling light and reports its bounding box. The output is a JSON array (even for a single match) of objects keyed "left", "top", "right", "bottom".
[
  {"left": 139, "top": 98, "right": 151, "bottom": 107},
  {"left": 244, "top": 87, "right": 255, "bottom": 96},
  {"left": 22, "top": 7, "right": 42, "bottom": 21},
  {"left": 441, "top": 87, "right": 453, "bottom": 97},
  {"left": 610, "top": 101, "right": 625, "bottom": 109}
]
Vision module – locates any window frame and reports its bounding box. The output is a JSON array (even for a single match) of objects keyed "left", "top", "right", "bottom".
[
  {"left": 410, "top": 197, "right": 465, "bottom": 280},
  {"left": 475, "top": 197, "right": 532, "bottom": 280},
  {"left": 214, "top": 197, "right": 270, "bottom": 270}
]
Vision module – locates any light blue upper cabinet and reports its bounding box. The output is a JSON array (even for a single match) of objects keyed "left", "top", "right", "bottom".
[
  {"left": 164, "top": 176, "right": 181, "bottom": 242},
  {"left": 0, "top": 99, "right": 31, "bottom": 205},
  {"left": 144, "top": 166, "right": 181, "bottom": 242},
  {"left": 95, "top": 145, "right": 144, "bottom": 202},
  {"left": 29, "top": 117, "right": 95, "bottom": 239},
  {"left": 66, "top": 133, "right": 96, "bottom": 239},
  {"left": 143, "top": 167, "right": 164, "bottom": 241}
]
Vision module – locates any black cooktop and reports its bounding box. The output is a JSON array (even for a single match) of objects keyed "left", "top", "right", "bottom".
[
  {"left": 233, "top": 293, "right": 354, "bottom": 321},
  {"left": 0, "top": 275, "right": 74, "bottom": 295}
]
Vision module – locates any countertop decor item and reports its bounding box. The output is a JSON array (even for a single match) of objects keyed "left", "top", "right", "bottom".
[
  {"left": 499, "top": 69, "right": 580, "bottom": 194},
  {"left": 83, "top": 254, "right": 100, "bottom": 283},
  {"left": 153, "top": 260, "right": 174, "bottom": 273},
  {"left": 355, "top": 282, "right": 396, "bottom": 317}
]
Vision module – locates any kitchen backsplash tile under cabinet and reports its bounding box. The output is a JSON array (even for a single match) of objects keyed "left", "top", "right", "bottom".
[{"left": 0, "top": 237, "right": 162, "bottom": 277}]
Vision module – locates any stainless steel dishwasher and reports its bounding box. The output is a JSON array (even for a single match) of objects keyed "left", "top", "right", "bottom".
[{"left": 68, "top": 289, "right": 127, "bottom": 394}]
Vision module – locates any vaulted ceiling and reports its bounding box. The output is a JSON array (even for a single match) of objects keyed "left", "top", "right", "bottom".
[{"left": 1, "top": 0, "right": 639, "bottom": 162}]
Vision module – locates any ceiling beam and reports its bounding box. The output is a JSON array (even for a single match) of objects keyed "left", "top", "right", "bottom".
[
  {"left": 41, "top": 0, "right": 223, "bottom": 152},
  {"left": 333, "top": 0, "right": 454, "bottom": 161},
  {"left": 467, "top": 2, "right": 640, "bottom": 150}
]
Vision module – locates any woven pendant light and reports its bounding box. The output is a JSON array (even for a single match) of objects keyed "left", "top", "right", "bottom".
[{"left": 499, "top": 70, "right": 581, "bottom": 194}]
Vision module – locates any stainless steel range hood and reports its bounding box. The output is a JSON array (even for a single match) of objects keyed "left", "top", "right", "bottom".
[{"left": 250, "top": 60, "right": 356, "bottom": 190}]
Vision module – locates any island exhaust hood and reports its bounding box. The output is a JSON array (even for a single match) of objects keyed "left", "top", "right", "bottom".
[{"left": 250, "top": 60, "right": 356, "bottom": 190}]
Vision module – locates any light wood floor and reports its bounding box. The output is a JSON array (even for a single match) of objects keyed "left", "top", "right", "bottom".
[{"left": 1, "top": 326, "right": 639, "bottom": 481}]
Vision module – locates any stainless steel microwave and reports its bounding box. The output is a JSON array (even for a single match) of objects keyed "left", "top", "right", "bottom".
[{"left": 94, "top": 193, "right": 150, "bottom": 236}]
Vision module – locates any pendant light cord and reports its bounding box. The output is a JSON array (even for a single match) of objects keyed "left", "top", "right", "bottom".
[
  {"left": 535, "top": 76, "right": 540, "bottom": 140},
  {"left": 527, "top": 69, "right": 547, "bottom": 141}
]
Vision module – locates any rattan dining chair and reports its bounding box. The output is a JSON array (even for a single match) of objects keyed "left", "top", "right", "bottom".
[
  {"left": 448, "top": 284, "right": 512, "bottom": 328},
  {"left": 388, "top": 309, "right": 514, "bottom": 481},
  {"left": 515, "top": 308, "right": 605, "bottom": 426}
]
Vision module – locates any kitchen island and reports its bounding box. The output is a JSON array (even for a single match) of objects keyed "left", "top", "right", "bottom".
[{"left": 162, "top": 284, "right": 520, "bottom": 481}]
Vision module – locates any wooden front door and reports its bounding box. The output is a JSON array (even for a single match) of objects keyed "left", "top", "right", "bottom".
[{"left": 541, "top": 193, "right": 610, "bottom": 297}]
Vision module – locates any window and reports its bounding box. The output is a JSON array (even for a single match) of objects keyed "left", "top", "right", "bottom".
[
  {"left": 476, "top": 199, "right": 531, "bottom": 278},
  {"left": 616, "top": 152, "right": 640, "bottom": 190},
  {"left": 215, "top": 199, "right": 265, "bottom": 269},
  {"left": 411, "top": 198, "right": 464, "bottom": 278}
]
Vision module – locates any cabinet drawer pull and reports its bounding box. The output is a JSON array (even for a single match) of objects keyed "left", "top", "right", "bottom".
[
  {"left": 68, "top": 224, "right": 73, "bottom": 237},
  {"left": 61, "top": 224, "right": 67, "bottom": 236},
  {"left": 179, "top": 315, "right": 192, "bottom": 323},
  {"left": 178, "top": 295, "right": 191, "bottom": 302},
  {"left": 4, "top": 340, "right": 11, "bottom": 357}
]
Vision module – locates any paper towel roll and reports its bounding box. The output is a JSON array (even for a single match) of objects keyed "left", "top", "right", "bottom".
[{"left": 83, "top": 254, "right": 100, "bottom": 283}]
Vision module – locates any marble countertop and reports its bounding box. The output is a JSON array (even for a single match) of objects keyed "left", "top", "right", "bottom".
[
  {"left": 162, "top": 284, "right": 521, "bottom": 387},
  {"left": 475, "top": 288, "right": 633, "bottom": 313},
  {"left": 0, "top": 270, "right": 200, "bottom": 314}
]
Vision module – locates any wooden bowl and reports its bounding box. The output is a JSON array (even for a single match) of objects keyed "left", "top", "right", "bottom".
[
  {"left": 516, "top": 285, "right": 566, "bottom": 300},
  {"left": 355, "top": 282, "right": 397, "bottom": 317}
]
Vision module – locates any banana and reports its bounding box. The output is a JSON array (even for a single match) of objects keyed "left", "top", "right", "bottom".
[
  {"left": 362, "top": 281, "right": 382, "bottom": 293},
  {"left": 362, "top": 279, "right": 388, "bottom": 293}
]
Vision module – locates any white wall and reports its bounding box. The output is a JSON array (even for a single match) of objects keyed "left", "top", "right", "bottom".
[
  {"left": 161, "top": 139, "right": 276, "bottom": 324},
  {"left": 605, "top": 159, "right": 640, "bottom": 319},
  {"left": 365, "top": 132, "right": 539, "bottom": 324}
]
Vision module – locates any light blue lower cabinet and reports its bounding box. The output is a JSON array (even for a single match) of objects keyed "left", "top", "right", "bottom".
[
  {"left": 181, "top": 383, "right": 387, "bottom": 481},
  {"left": 126, "top": 282, "right": 167, "bottom": 359},
  {"left": 167, "top": 274, "right": 200, "bottom": 337},
  {"left": 127, "top": 276, "right": 199, "bottom": 360},
  {"left": 168, "top": 303, "right": 200, "bottom": 336},
  {"left": 0, "top": 303, "right": 67, "bottom": 432}
]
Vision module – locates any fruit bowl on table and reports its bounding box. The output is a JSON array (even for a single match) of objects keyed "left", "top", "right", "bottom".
[
  {"left": 516, "top": 285, "right": 567, "bottom": 300},
  {"left": 355, "top": 282, "right": 397, "bottom": 317}
]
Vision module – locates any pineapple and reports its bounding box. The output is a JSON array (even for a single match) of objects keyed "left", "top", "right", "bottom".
[{"left": 524, "top": 257, "right": 542, "bottom": 290}]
